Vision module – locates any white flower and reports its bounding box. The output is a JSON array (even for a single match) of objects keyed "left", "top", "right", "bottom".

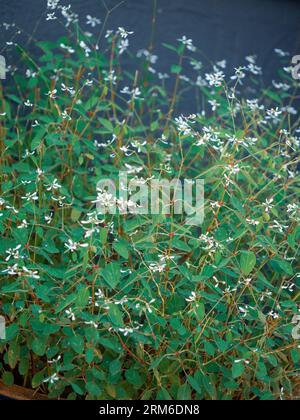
[
  {"left": 118, "top": 39, "right": 129, "bottom": 55},
  {"left": 268, "top": 310, "right": 279, "bottom": 320},
  {"left": 5, "top": 244, "right": 22, "bottom": 262},
  {"left": 46, "top": 89, "right": 57, "bottom": 100},
  {"left": 115, "top": 296, "right": 128, "bottom": 306},
  {"left": 175, "top": 115, "right": 196, "bottom": 136},
  {"left": 86, "top": 15, "right": 101, "bottom": 27},
  {"left": 36, "top": 168, "right": 44, "bottom": 180},
  {"left": 2, "top": 264, "right": 19, "bottom": 276},
  {"left": 272, "top": 81, "right": 290, "bottom": 91},
  {"left": 274, "top": 48, "right": 289, "bottom": 57},
  {"left": 65, "top": 309, "right": 76, "bottom": 321},
  {"left": 65, "top": 239, "right": 88, "bottom": 253},
  {"left": 21, "top": 192, "right": 38, "bottom": 202},
  {"left": 118, "top": 327, "right": 133, "bottom": 336},
  {"left": 104, "top": 70, "right": 117, "bottom": 85},
  {"left": 95, "top": 289, "right": 104, "bottom": 300},
  {"left": 79, "top": 40, "right": 91, "bottom": 57},
  {"left": 287, "top": 203, "right": 299, "bottom": 220},
  {"left": 231, "top": 67, "right": 246, "bottom": 83},
  {"left": 185, "top": 291, "right": 197, "bottom": 303},
  {"left": 247, "top": 63, "right": 262, "bottom": 75},
  {"left": 46, "top": 13, "right": 57, "bottom": 21},
  {"left": 48, "top": 355, "right": 62, "bottom": 365},
  {"left": 45, "top": 178, "right": 62, "bottom": 192},
  {"left": 60, "top": 44, "right": 75, "bottom": 54},
  {"left": 263, "top": 198, "right": 274, "bottom": 213},
  {"left": 24, "top": 100, "right": 33, "bottom": 107},
  {"left": 43, "top": 373, "right": 60, "bottom": 385},
  {"left": 177, "top": 36, "right": 196, "bottom": 52},
  {"left": 92, "top": 190, "right": 116, "bottom": 210},
  {"left": 149, "top": 262, "right": 166, "bottom": 273},
  {"left": 270, "top": 220, "right": 288, "bottom": 234},
  {"left": 23, "top": 149, "right": 35, "bottom": 158},
  {"left": 45, "top": 215, "right": 53, "bottom": 225},
  {"left": 85, "top": 321, "right": 99, "bottom": 328},
  {"left": 239, "top": 306, "right": 249, "bottom": 317},
  {"left": 265, "top": 107, "right": 282, "bottom": 124},
  {"left": 22, "top": 266, "right": 40, "bottom": 280},
  {"left": 208, "top": 99, "right": 220, "bottom": 112},
  {"left": 18, "top": 220, "right": 28, "bottom": 229},
  {"left": 244, "top": 278, "right": 252, "bottom": 286},
  {"left": 246, "top": 218, "right": 259, "bottom": 226},
  {"left": 117, "top": 27, "right": 134, "bottom": 39},
  {"left": 61, "top": 83, "right": 75, "bottom": 96},
  {"left": 47, "top": 0, "right": 60, "bottom": 9},
  {"left": 205, "top": 71, "right": 225, "bottom": 87},
  {"left": 83, "top": 227, "right": 99, "bottom": 239},
  {"left": 62, "top": 110, "right": 71, "bottom": 120}
]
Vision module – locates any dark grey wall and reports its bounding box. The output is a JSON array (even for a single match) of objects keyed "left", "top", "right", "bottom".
[{"left": 1, "top": 0, "right": 300, "bottom": 111}]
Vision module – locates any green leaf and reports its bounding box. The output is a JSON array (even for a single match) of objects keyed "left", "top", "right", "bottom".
[
  {"left": 86, "top": 382, "right": 102, "bottom": 397},
  {"left": 195, "top": 303, "right": 206, "bottom": 321},
  {"left": 101, "top": 262, "right": 121, "bottom": 289},
  {"left": 109, "top": 359, "right": 122, "bottom": 377},
  {"left": 187, "top": 373, "right": 203, "bottom": 395},
  {"left": 32, "top": 371, "right": 45, "bottom": 388},
  {"left": 108, "top": 304, "right": 124, "bottom": 328},
  {"left": 232, "top": 361, "right": 245, "bottom": 379},
  {"left": 113, "top": 241, "right": 129, "bottom": 259},
  {"left": 2, "top": 371, "right": 14, "bottom": 386},
  {"left": 69, "top": 335, "right": 85, "bottom": 354},
  {"left": 99, "top": 118, "right": 114, "bottom": 132},
  {"left": 32, "top": 337, "right": 47, "bottom": 356},
  {"left": 31, "top": 127, "right": 47, "bottom": 151},
  {"left": 171, "top": 64, "right": 182, "bottom": 74},
  {"left": 177, "top": 383, "right": 192, "bottom": 400},
  {"left": 240, "top": 251, "right": 256, "bottom": 275},
  {"left": 76, "top": 287, "right": 90, "bottom": 308}
]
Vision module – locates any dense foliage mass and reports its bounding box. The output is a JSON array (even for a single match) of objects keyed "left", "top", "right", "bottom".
[{"left": 0, "top": 10, "right": 299, "bottom": 400}]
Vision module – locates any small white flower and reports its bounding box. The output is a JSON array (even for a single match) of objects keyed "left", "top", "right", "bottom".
[
  {"left": 62, "top": 110, "right": 71, "bottom": 120},
  {"left": 118, "top": 327, "right": 134, "bottom": 336},
  {"left": 24, "top": 100, "right": 33, "bottom": 107},
  {"left": 178, "top": 36, "right": 196, "bottom": 52},
  {"left": 22, "top": 266, "right": 40, "bottom": 280},
  {"left": 18, "top": 219, "right": 28, "bottom": 229},
  {"left": 86, "top": 15, "right": 101, "bottom": 27},
  {"left": 46, "top": 89, "right": 57, "bottom": 100},
  {"left": 2, "top": 264, "right": 19, "bottom": 276},
  {"left": 46, "top": 13, "right": 57, "bottom": 21},
  {"left": 185, "top": 291, "right": 197, "bottom": 303},
  {"left": 149, "top": 262, "right": 166, "bottom": 273},
  {"left": 43, "top": 373, "right": 60, "bottom": 385},
  {"left": 263, "top": 198, "right": 274, "bottom": 213},
  {"left": 21, "top": 192, "right": 38, "bottom": 202},
  {"left": 65, "top": 239, "right": 89, "bottom": 253},
  {"left": 205, "top": 71, "right": 225, "bottom": 87},
  {"left": 118, "top": 39, "right": 129, "bottom": 55},
  {"left": 246, "top": 218, "right": 259, "bottom": 226},
  {"left": 268, "top": 310, "right": 279, "bottom": 320},
  {"left": 45, "top": 178, "right": 62, "bottom": 192},
  {"left": 117, "top": 27, "right": 134, "bottom": 39},
  {"left": 5, "top": 245, "right": 22, "bottom": 262},
  {"left": 65, "top": 309, "right": 76, "bottom": 321},
  {"left": 270, "top": 220, "right": 288, "bottom": 234},
  {"left": 244, "top": 278, "right": 252, "bottom": 286}
]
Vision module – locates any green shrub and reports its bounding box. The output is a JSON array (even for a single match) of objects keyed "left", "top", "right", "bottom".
[{"left": 0, "top": 20, "right": 299, "bottom": 400}]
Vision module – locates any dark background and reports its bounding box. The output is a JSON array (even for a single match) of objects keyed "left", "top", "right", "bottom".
[{"left": 1, "top": 0, "right": 300, "bottom": 111}]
